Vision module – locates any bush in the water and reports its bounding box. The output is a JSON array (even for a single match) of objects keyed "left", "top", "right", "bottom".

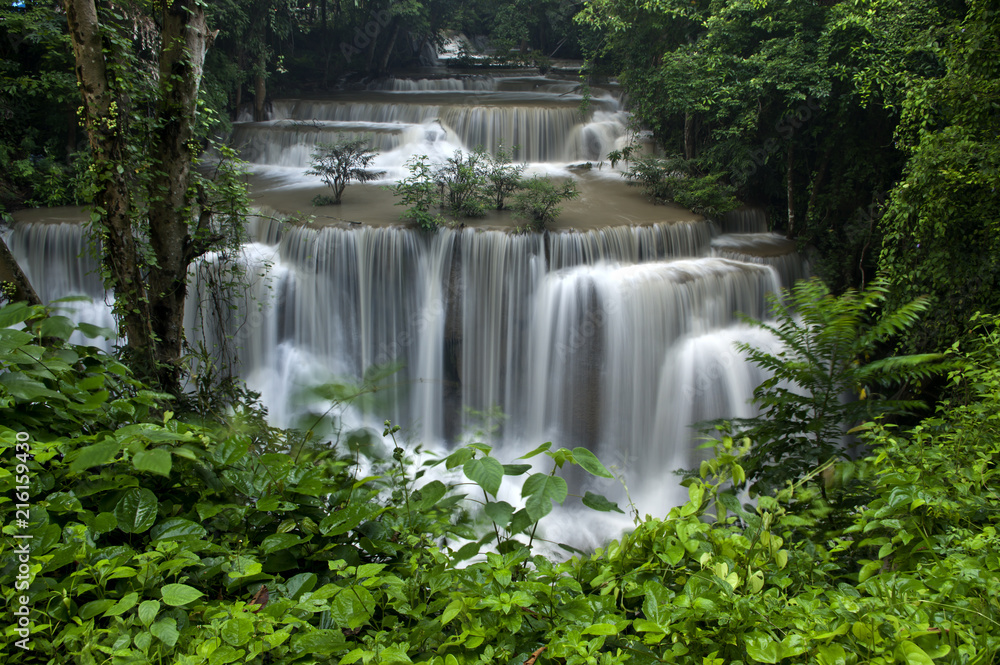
[
  {"left": 616, "top": 153, "right": 739, "bottom": 218},
  {"left": 306, "top": 136, "right": 385, "bottom": 205},
  {"left": 512, "top": 176, "right": 579, "bottom": 230}
]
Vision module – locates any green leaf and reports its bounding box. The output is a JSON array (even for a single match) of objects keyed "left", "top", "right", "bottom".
[
  {"left": 1, "top": 373, "right": 63, "bottom": 402},
  {"left": 483, "top": 500, "right": 514, "bottom": 527},
  {"left": 330, "top": 586, "right": 375, "bottom": 629},
  {"left": 582, "top": 491, "right": 624, "bottom": 513},
  {"left": 138, "top": 600, "right": 160, "bottom": 627},
  {"left": 115, "top": 488, "right": 158, "bottom": 534},
  {"left": 151, "top": 617, "right": 180, "bottom": 647},
  {"left": 79, "top": 599, "right": 115, "bottom": 620},
  {"left": 221, "top": 616, "right": 255, "bottom": 647},
  {"left": 572, "top": 447, "right": 613, "bottom": 478},
  {"left": 517, "top": 442, "right": 552, "bottom": 459},
  {"left": 745, "top": 633, "right": 780, "bottom": 664},
  {"left": 290, "top": 629, "right": 346, "bottom": 655},
  {"left": 0, "top": 302, "right": 32, "bottom": 328},
  {"left": 284, "top": 572, "right": 317, "bottom": 600},
  {"left": 70, "top": 438, "right": 120, "bottom": 474},
  {"left": 261, "top": 533, "right": 304, "bottom": 554},
  {"left": 464, "top": 456, "right": 504, "bottom": 497},
  {"left": 412, "top": 480, "right": 448, "bottom": 510},
  {"left": 895, "top": 641, "right": 934, "bottom": 665},
  {"left": 104, "top": 591, "right": 138, "bottom": 617},
  {"left": 583, "top": 623, "right": 619, "bottom": 636},
  {"left": 132, "top": 448, "right": 173, "bottom": 477},
  {"left": 161, "top": 583, "right": 204, "bottom": 607},
  {"left": 151, "top": 518, "right": 207, "bottom": 542},
  {"left": 39, "top": 316, "right": 75, "bottom": 340},
  {"left": 522, "top": 473, "right": 568, "bottom": 521},
  {"left": 502, "top": 463, "right": 532, "bottom": 476}
]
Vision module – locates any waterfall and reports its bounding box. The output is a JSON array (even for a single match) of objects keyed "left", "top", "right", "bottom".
[{"left": 7, "top": 72, "right": 811, "bottom": 531}]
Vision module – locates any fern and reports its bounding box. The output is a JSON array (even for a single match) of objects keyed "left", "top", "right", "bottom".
[{"left": 708, "top": 277, "right": 952, "bottom": 496}]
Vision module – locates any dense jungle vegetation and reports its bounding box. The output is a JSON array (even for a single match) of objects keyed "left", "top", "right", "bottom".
[{"left": 1, "top": 0, "right": 999, "bottom": 663}]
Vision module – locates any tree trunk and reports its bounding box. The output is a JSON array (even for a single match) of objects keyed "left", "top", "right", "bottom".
[
  {"left": 377, "top": 22, "right": 399, "bottom": 75},
  {"left": 684, "top": 112, "right": 697, "bottom": 160},
  {"left": 254, "top": 67, "right": 266, "bottom": 122},
  {"left": 65, "top": 0, "right": 213, "bottom": 394},
  {"left": 146, "top": 0, "right": 210, "bottom": 393},
  {"left": 786, "top": 142, "right": 796, "bottom": 239},
  {"left": 0, "top": 236, "right": 42, "bottom": 307},
  {"left": 64, "top": 0, "right": 155, "bottom": 375}
]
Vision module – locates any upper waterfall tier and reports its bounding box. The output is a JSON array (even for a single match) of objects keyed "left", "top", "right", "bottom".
[{"left": 232, "top": 77, "right": 630, "bottom": 170}]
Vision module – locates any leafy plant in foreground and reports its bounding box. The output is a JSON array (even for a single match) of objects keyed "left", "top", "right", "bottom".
[{"left": 713, "top": 277, "right": 951, "bottom": 496}]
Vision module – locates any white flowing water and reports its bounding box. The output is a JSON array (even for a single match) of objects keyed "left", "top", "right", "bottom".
[{"left": 7, "top": 73, "right": 810, "bottom": 543}]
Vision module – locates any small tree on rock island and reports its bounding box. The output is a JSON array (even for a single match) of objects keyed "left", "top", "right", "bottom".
[{"left": 307, "top": 137, "right": 385, "bottom": 205}]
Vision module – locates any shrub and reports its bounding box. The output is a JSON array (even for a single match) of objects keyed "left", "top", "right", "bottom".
[
  {"left": 623, "top": 154, "right": 739, "bottom": 218},
  {"left": 482, "top": 142, "right": 526, "bottom": 211},
  {"left": 436, "top": 149, "right": 490, "bottom": 218},
  {"left": 511, "top": 176, "right": 579, "bottom": 230},
  {"left": 306, "top": 136, "right": 385, "bottom": 205},
  {"left": 390, "top": 154, "right": 446, "bottom": 231}
]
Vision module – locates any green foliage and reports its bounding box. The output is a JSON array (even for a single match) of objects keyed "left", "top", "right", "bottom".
[
  {"left": 620, "top": 154, "right": 739, "bottom": 218},
  {"left": 306, "top": 137, "right": 385, "bottom": 205},
  {"left": 876, "top": 0, "right": 1000, "bottom": 352},
  {"left": 436, "top": 149, "right": 490, "bottom": 218},
  {"left": 482, "top": 142, "right": 526, "bottom": 211},
  {"left": 716, "top": 278, "right": 951, "bottom": 495},
  {"left": 2, "top": 302, "right": 1000, "bottom": 663},
  {"left": 511, "top": 176, "right": 579, "bottom": 231},
  {"left": 390, "top": 154, "right": 447, "bottom": 232}
]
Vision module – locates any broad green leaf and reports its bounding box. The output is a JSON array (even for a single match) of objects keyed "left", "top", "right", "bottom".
[
  {"left": 284, "top": 572, "right": 317, "bottom": 600},
  {"left": 483, "top": 500, "right": 514, "bottom": 527},
  {"left": 161, "top": 583, "right": 204, "bottom": 606},
  {"left": 70, "top": 438, "right": 120, "bottom": 474},
  {"left": 151, "top": 518, "right": 207, "bottom": 542},
  {"left": 221, "top": 616, "right": 255, "bottom": 647},
  {"left": 138, "top": 600, "right": 160, "bottom": 626},
  {"left": 1, "top": 373, "right": 64, "bottom": 402},
  {"left": 745, "top": 633, "right": 780, "bottom": 664},
  {"left": 582, "top": 491, "right": 624, "bottom": 513},
  {"left": 815, "top": 644, "right": 847, "bottom": 665},
  {"left": 151, "top": 618, "right": 180, "bottom": 647},
  {"left": 330, "top": 586, "right": 375, "bottom": 629},
  {"left": 79, "top": 599, "right": 115, "bottom": 620},
  {"left": 0, "top": 302, "right": 32, "bottom": 328},
  {"left": 445, "top": 446, "right": 474, "bottom": 469},
  {"left": 502, "top": 463, "right": 532, "bottom": 476},
  {"left": 584, "top": 623, "right": 619, "bottom": 636},
  {"left": 104, "top": 591, "right": 138, "bottom": 617},
  {"left": 412, "top": 480, "right": 447, "bottom": 510},
  {"left": 441, "top": 598, "right": 463, "bottom": 624},
  {"left": 132, "top": 448, "right": 172, "bottom": 476},
  {"left": 39, "top": 316, "right": 75, "bottom": 340},
  {"left": 464, "top": 456, "right": 504, "bottom": 497},
  {"left": 290, "top": 628, "right": 346, "bottom": 655},
  {"left": 572, "top": 447, "right": 613, "bottom": 478},
  {"left": 261, "top": 533, "right": 304, "bottom": 553},
  {"left": 522, "top": 473, "right": 568, "bottom": 521},
  {"left": 115, "top": 488, "right": 158, "bottom": 534},
  {"left": 895, "top": 641, "right": 934, "bottom": 665}
]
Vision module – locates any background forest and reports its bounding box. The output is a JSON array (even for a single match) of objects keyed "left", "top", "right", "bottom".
[{"left": 1, "top": 0, "right": 999, "bottom": 663}]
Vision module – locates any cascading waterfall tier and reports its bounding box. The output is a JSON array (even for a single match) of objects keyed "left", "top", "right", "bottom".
[
  {"left": 9, "top": 214, "right": 805, "bottom": 532},
  {"left": 233, "top": 76, "right": 630, "bottom": 173}
]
